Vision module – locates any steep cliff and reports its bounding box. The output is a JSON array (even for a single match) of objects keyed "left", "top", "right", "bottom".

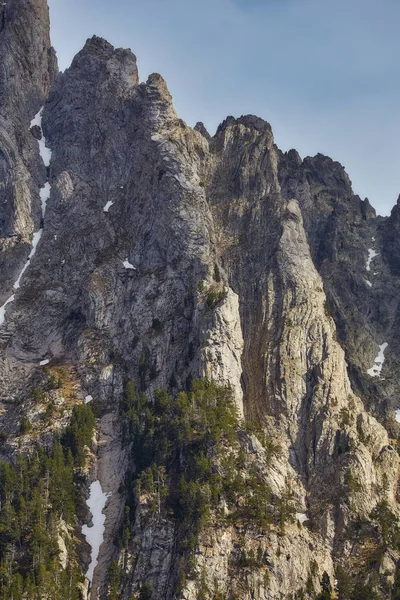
[
  {"left": 0, "top": 0, "right": 57, "bottom": 299},
  {"left": 1, "top": 2, "right": 400, "bottom": 600}
]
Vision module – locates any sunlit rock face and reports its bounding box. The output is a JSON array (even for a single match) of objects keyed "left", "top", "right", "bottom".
[{"left": 2, "top": 2, "right": 400, "bottom": 600}]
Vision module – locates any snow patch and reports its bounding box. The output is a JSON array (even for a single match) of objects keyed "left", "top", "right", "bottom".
[
  {"left": 29, "top": 111, "right": 42, "bottom": 128},
  {"left": 103, "top": 200, "right": 114, "bottom": 212},
  {"left": 123, "top": 259, "right": 136, "bottom": 270},
  {"left": 30, "top": 108, "right": 52, "bottom": 167},
  {"left": 296, "top": 513, "right": 308, "bottom": 524},
  {"left": 365, "top": 280, "right": 372, "bottom": 288},
  {"left": 0, "top": 294, "right": 15, "bottom": 326},
  {"left": 40, "top": 182, "right": 51, "bottom": 216},
  {"left": 367, "top": 342, "right": 388, "bottom": 377},
  {"left": 366, "top": 248, "right": 378, "bottom": 272},
  {"left": 14, "top": 230, "right": 43, "bottom": 290},
  {"left": 39, "top": 359, "right": 50, "bottom": 366},
  {"left": 395, "top": 410, "right": 400, "bottom": 424},
  {"left": 82, "top": 481, "right": 110, "bottom": 586},
  {"left": 85, "top": 395, "right": 93, "bottom": 404}
]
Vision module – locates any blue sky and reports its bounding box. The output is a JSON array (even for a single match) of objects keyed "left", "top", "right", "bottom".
[{"left": 48, "top": 0, "right": 400, "bottom": 215}]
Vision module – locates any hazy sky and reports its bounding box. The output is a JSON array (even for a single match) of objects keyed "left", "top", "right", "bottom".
[{"left": 48, "top": 0, "right": 400, "bottom": 216}]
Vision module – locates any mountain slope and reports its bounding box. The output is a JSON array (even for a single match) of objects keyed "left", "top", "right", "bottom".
[{"left": 1, "top": 3, "right": 400, "bottom": 600}]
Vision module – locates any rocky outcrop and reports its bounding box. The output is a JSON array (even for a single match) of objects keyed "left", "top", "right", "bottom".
[{"left": 278, "top": 147, "right": 400, "bottom": 424}]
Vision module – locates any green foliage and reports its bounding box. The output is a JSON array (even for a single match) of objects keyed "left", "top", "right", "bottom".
[
  {"left": 213, "top": 264, "right": 221, "bottom": 283},
  {"left": 306, "top": 573, "right": 315, "bottom": 595},
  {"left": 48, "top": 374, "right": 62, "bottom": 390},
  {"left": 120, "top": 378, "right": 294, "bottom": 592},
  {"left": 370, "top": 500, "right": 400, "bottom": 548},
  {"left": 350, "top": 583, "right": 379, "bottom": 600},
  {"left": 61, "top": 403, "right": 95, "bottom": 466},
  {"left": 356, "top": 420, "right": 371, "bottom": 446},
  {"left": 33, "top": 387, "right": 43, "bottom": 403},
  {"left": 0, "top": 441, "right": 82, "bottom": 599},
  {"left": 44, "top": 401, "right": 55, "bottom": 422},
  {"left": 238, "top": 547, "right": 264, "bottom": 572},
  {"left": 340, "top": 407, "right": 353, "bottom": 428},
  {"left": 205, "top": 288, "right": 226, "bottom": 310},
  {"left": 138, "top": 583, "right": 152, "bottom": 600},
  {"left": 244, "top": 421, "right": 281, "bottom": 465},
  {"left": 392, "top": 561, "right": 400, "bottom": 600},
  {"left": 19, "top": 416, "right": 31, "bottom": 434},
  {"left": 123, "top": 380, "right": 241, "bottom": 555},
  {"left": 323, "top": 300, "right": 332, "bottom": 318},
  {"left": 316, "top": 572, "right": 333, "bottom": 600},
  {"left": 345, "top": 470, "right": 361, "bottom": 493},
  {"left": 341, "top": 503, "right": 400, "bottom": 600},
  {"left": 108, "top": 559, "right": 120, "bottom": 600},
  {"left": 336, "top": 564, "right": 354, "bottom": 599}
]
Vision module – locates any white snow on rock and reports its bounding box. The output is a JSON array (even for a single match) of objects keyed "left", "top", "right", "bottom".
[
  {"left": 367, "top": 342, "right": 388, "bottom": 377},
  {"left": 39, "top": 359, "right": 50, "bottom": 366},
  {"left": 14, "top": 230, "right": 43, "bottom": 290},
  {"left": 366, "top": 248, "right": 378, "bottom": 272},
  {"left": 29, "top": 110, "right": 42, "bottom": 128},
  {"left": 123, "top": 259, "right": 136, "bottom": 270},
  {"left": 85, "top": 395, "right": 93, "bottom": 404},
  {"left": 103, "top": 200, "right": 114, "bottom": 212},
  {"left": 365, "top": 280, "right": 372, "bottom": 288},
  {"left": 395, "top": 410, "right": 400, "bottom": 424},
  {"left": 0, "top": 294, "right": 15, "bottom": 326},
  {"left": 30, "top": 108, "right": 52, "bottom": 167},
  {"left": 296, "top": 513, "right": 308, "bottom": 524},
  {"left": 82, "top": 481, "right": 110, "bottom": 586},
  {"left": 0, "top": 108, "right": 53, "bottom": 327},
  {"left": 40, "top": 181, "right": 51, "bottom": 216}
]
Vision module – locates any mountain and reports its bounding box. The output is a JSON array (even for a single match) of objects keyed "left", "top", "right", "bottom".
[{"left": 1, "top": 2, "right": 400, "bottom": 600}]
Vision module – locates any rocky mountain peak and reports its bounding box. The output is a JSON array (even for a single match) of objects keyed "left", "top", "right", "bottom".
[
  {"left": 215, "top": 113, "right": 273, "bottom": 137},
  {"left": 2, "top": 3, "right": 400, "bottom": 600},
  {"left": 285, "top": 147, "right": 302, "bottom": 166},
  {"left": 69, "top": 36, "right": 139, "bottom": 88},
  {"left": 302, "top": 152, "right": 353, "bottom": 193},
  {"left": 194, "top": 121, "right": 211, "bottom": 140}
]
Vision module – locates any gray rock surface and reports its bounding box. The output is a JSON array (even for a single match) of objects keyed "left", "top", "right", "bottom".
[
  {"left": 2, "top": 3, "right": 400, "bottom": 599},
  {"left": 0, "top": 0, "right": 57, "bottom": 299}
]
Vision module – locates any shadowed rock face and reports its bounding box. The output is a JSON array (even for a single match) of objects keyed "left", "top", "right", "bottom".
[
  {"left": 0, "top": 0, "right": 57, "bottom": 299},
  {"left": 2, "top": 4, "right": 400, "bottom": 600}
]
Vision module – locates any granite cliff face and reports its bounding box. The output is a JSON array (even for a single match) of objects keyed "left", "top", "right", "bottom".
[
  {"left": 1, "top": 2, "right": 400, "bottom": 600},
  {"left": 0, "top": 0, "right": 57, "bottom": 299}
]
